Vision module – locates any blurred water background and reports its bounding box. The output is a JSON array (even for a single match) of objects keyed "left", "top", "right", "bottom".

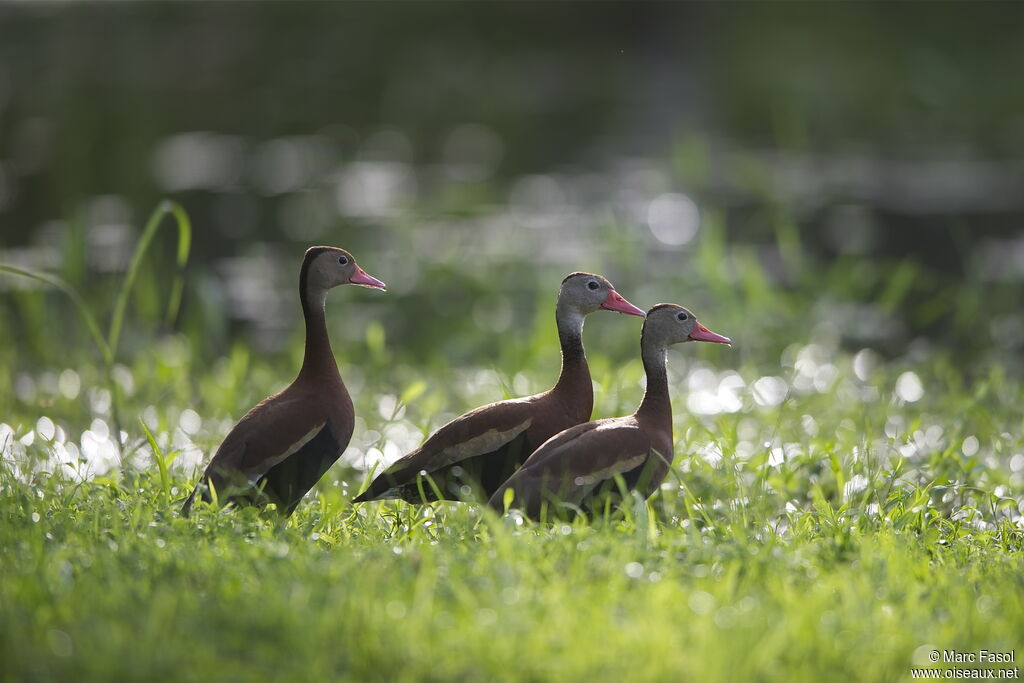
[{"left": 2, "top": 2, "right": 1023, "bottom": 427}]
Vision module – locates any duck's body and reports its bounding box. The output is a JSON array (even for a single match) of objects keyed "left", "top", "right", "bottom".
[
  {"left": 182, "top": 246, "right": 385, "bottom": 517},
  {"left": 353, "top": 273, "right": 644, "bottom": 504},
  {"left": 353, "top": 373, "right": 588, "bottom": 504},
  {"left": 189, "top": 372, "right": 353, "bottom": 516},
  {"left": 488, "top": 414, "right": 673, "bottom": 517},
  {"left": 489, "top": 304, "right": 730, "bottom": 519}
]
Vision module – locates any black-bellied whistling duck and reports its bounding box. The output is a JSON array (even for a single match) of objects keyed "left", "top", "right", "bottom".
[
  {"left": 182, "top": 246, "right": 385, "bottom": 517},
  {"left": 488, "top": 304, "right": 730, "bottom": 519},
  {"left": 352, "top": 272, "right": 645, "bottom": 504}
]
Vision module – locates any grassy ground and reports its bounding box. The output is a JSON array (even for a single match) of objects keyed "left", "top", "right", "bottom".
[
  {"left": 2, "top": 200, "right": 1023, "bottom": 681},
  {"left": 1, "top": 340, "right": 1021, "bottom": 681}
]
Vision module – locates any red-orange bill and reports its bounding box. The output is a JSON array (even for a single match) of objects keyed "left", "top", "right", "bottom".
[
  {"left": 601, "top": 289, "right": 646, "bottom": 317},
  {"left": 350, "top": 266, "right": 387, "bottom": 290},
  {"left": 689, "top": 322, "right": 731, "bottom": 345}
]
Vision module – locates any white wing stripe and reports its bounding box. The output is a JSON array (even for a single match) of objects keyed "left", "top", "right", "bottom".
[
  {"left": 434, "top": 418, "right": 533, "bottom": 468},
  {"left": 246, "top": 423, "right": 326, "bottom": 481},
  {"left": 572, "top": 453, "right": 646, "bottom": 486}
]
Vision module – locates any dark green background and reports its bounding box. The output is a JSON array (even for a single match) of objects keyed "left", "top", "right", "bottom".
[{"left": 2, "top": 2, "right": 1022, "bottom": 373}]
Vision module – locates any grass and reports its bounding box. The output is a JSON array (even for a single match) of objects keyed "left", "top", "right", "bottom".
[
  {"left": 1, "top": 341, "right": 1021, "bottom": 681},
  {"left": 1, "top": 488, "right": 1020, "bottom": 682},
  {"left": 0, "top": 200, "right": 192, "bottom": 458},
  {"left": 1, "top": 202, "right": 1022, "bottom": 681}
]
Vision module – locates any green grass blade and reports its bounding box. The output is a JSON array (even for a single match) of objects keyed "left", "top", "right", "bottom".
[
  {"left": 163, "top": 201, "right": 193, "bottom": 328},
  {"left": 140, "top": 418, "right": 172, "bottom": 505},
  {"left": 108, "top": 200, "right": 192, "bottom": 360},
  {"left": 0, "top": 264, "right": 112, "bottom": 365}
]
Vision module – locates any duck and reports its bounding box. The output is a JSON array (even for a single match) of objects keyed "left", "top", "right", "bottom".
[
  {"left": 487, "top": 303, "right": 730, "bottom": 520},
  {"left": 182, "top": 246, "right": 386, "bottom": 517},
  {"left": 352, "top": 272, "right": 645, "bottom": 504}
]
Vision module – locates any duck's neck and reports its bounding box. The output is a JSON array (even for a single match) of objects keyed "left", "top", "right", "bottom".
[
  {"left": 636, "top": 338, "right": 671, "bottom": 432},
  {"left": 550, "top": 305, "right": 592, "bottom": 408},
  {"left": 297, "top": 282, "right": 341, "bottom": 383}
]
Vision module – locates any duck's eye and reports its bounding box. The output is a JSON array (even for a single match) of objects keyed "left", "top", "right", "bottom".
[
  {"left": 338, "top": 255, "right": 349, "bottom": 265},
  {"left": 587, "top": 280, "right": 599, "bottom": 290},
  {"left": 677, "top": 312, "right": 688, "bottom": 321}
]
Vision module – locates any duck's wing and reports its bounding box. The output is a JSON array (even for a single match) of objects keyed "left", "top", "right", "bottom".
[
  {"left": 489, "top": 417, "right": 655, "bottom": 517},
  {"left": 353, "top": 398, "right": 537, "bottom": 502},
  {"left": 182, "top": 392, "right": 333, "bottom": 514}
]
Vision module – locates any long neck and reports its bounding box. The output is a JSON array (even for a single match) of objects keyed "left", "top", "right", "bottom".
[
  {"left": 297, "top": 278, "right": 340, "bottom": 382},
  {"left": 550, "top": 304, "right": 592, "bottom": 405},
  {"left": 635, "top": 336, "right": 671, "bottom": 430}
]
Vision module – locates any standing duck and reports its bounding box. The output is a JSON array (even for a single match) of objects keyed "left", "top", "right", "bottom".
[
  {"left": 488, "top": 304, "right": 730, "bottom": 520},
  {"left": 182, "top": 246, "right": 386, "bottom": 517},
  {"left": 352, "top": 272, "right": 645, "bottom": 504}
]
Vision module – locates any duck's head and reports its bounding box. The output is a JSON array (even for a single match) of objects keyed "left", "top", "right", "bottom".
[
  {"left": 302, "top": 246, "right": 386, "bottom": 293},
  {"left": 558, "top": 272, "right": 645, "bottom": 317},
  {"left": 641, "top": 303, "right": 731, "bottom": 348}
]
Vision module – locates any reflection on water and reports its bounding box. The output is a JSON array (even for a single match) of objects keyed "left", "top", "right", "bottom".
[
  {"left": 4, "top": 110, "right": 1024, "bottom": 366},
  {"left": 152, "top": 133, "right": 247, "bottom": 193}
]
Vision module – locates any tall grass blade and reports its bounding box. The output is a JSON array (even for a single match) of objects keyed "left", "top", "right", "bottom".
[
  {"left": 108, "top": 200, "right": 192, "bottom": 359},
  {"left": 1, "top": 200, "right": 192, "bottom": 461},
  {"left": 140, "top": 418, "right": 175, "bottom": 505},
  {"left": 0, "top": 264, "right": 112, "bottom": 364}
]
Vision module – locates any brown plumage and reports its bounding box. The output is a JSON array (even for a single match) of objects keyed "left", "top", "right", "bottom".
[
  {"left": 488, "top": 304, "right": 731, "bottom": 520},
  {"left": 182, "top": 246, "right": 385, "bottom": 517},
  {"left": 352, "top": 272, "right": 645, "bottom": 504}
]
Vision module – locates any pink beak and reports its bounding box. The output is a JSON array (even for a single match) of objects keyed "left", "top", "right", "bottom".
[
  {"left": 689, "top": 321, "right": 731, "bottom": 345},
  {"left": 349, "top": 266, "right": 387, "bottom": 290},
  {"left": 601, "top": 289, "right": 646, "bottom": 317}
]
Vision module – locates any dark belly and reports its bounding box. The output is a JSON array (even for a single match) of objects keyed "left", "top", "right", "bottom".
[{"left": 257, "top": 424, "right": 344, "bottom": 516}]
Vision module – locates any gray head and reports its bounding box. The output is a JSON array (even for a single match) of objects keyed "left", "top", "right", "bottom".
[
  {"left": 301, "top": 246, "right": 386, "bottom": 297},
  {"left": 557, "top": 272, "right": 645, "bottom": 318},
  {"left": 641, "top": 303, "right": 731, "bottom": 349}
]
